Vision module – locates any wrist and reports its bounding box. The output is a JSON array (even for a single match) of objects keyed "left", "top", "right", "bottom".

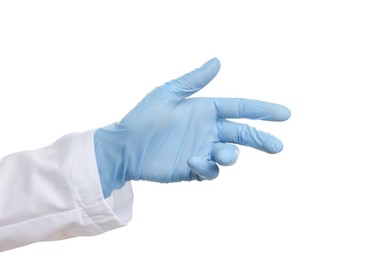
[{"left": 94, "top": 123, "right": 129, "bottom": 198}]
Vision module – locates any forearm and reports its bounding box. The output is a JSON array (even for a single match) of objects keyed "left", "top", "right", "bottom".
[{"left": 0, "top": 130, "right": 133, "bottom": 252}]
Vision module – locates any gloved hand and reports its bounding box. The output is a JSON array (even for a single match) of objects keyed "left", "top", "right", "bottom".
[{"left": 94, "top": 58, "right": 291, "bottom": 198}]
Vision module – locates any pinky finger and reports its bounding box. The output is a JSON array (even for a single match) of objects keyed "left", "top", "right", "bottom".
[
  {"left": 188, "top": 156, "right": 219, "bottom": 181},
  {"left": 211, "top": 143, "right": 239, "bottom": 166}
]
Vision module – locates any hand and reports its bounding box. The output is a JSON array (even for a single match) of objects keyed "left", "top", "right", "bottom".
[{"left": 94, "top": 58, "right": 291, "bottom": 198}]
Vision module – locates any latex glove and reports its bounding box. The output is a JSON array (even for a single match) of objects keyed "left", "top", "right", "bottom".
[{"left": 94, "top": 58, "right": 290, "bottom": 198}]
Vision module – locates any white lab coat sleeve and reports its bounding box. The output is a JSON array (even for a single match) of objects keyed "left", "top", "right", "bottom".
[{"left": 0, "top": 130, "right": 133, "bottom": 252}]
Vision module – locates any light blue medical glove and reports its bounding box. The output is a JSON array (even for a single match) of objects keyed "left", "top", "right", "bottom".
[{"left": 94, "top": 58, "right": 291, "bottom": 198}]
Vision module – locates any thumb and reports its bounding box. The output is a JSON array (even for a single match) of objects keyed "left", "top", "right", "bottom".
[{"left": 151, "top": 58, "right": 221, "bottom": 104}]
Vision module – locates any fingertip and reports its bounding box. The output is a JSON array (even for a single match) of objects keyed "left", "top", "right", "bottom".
[
  {"left": 208, "top": 57, "right": 221, "bottom": 70},
  {"left": 266, "top": 138, "right": 284, "bottom": 154},
  {"left": 188, "top": 156, "right": 219, "bottom": 180},
  {"left": 163, "top": 57, "right": 221, "bottom": 102},
  {"left": 281, "top": 106, "right": 291, "bottom": 121},
  {"left": 199, "top": 57, "right": 221, "bottom": 79},
  {"left": 270, "top": 104, "right": 291, "bottom": 122},
  {"left": 213, "top": 145, "right": 240, "bottom": 166}
]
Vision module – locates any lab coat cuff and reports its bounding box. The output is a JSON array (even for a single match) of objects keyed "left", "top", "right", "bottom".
[{"left": 70, "top": 130, "right": 133, "bottom": 234}]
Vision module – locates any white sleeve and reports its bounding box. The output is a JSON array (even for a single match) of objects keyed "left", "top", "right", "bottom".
[{"left": 0, "top": 130, "right": 133, "bottom": 252}]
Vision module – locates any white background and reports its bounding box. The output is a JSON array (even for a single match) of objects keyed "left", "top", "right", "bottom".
[{"left": 1, "top": 0, "right": 389, "bottom": 259}]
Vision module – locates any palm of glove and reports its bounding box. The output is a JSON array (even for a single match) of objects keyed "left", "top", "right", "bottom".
[
  {"left": 94, "top": 58, "right": 290, "bottom": 197},
  {"left": 121, "top": 97, "right": 220, "bottom": 182}
]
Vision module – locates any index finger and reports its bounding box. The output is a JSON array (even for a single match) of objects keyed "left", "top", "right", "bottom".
[{"left": 213, "top": 98, "right": 291, "bottom": 121}]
